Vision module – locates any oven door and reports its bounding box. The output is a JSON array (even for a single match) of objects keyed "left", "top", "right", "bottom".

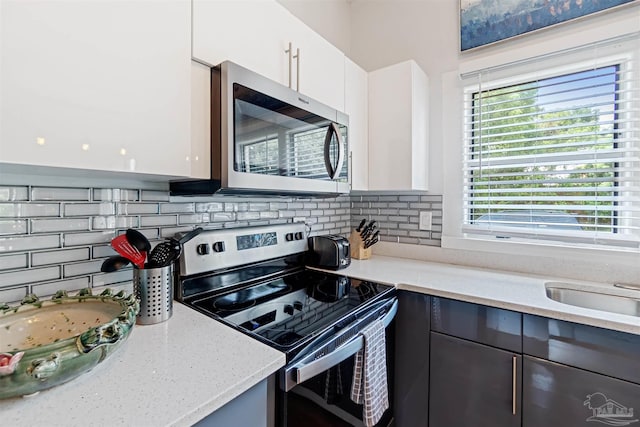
[{"left": 278, "top": 299, "right": 397, "bottom": 427}]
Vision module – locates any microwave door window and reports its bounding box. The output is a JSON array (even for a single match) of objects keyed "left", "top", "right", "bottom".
[{"left": 233, "top": 84, "right": 337, "bottom": 181}]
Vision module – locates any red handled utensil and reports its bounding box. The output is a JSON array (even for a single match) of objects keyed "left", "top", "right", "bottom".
[{"left": 111, "top": 234, "right": 146, "bottom": 268}]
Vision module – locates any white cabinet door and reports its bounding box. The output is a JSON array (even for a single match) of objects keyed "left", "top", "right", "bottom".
[
  {"left": 288, "top": 16, "right": 345, "bottom": 112},
  {"left": 192, "top": 0, "right": 345, "bottom": 111},
  {"left": 192, "top": 0, "right": 290, "bottom": 86},
  {"left": 0, "top": 0, "right": 191, "bottom": 177},
  {"left": 345, "top": 58, "right": 368, "bottom": 191},
  {"left": 368, "top": 60, "right": 429, "bottom": 191}
]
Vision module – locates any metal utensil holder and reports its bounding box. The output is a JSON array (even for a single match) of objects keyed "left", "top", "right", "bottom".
[{"left": 133, "top": 264, "right": 173, "bottom": 325}]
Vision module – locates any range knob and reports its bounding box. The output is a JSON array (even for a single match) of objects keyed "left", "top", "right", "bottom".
[
  {"left": 284, "top": 304, "right": 294, "bottom": 316},
  {"left": 212, "top": 241, "right": 225, "bottom": 253},
  {"left": 285, "top": 233, "right": 294, "bottom": 241},
  {"left": 293, "top": 301, "right": 303, "bottom": 311},
  {"left": 196, "top": 243, "right": 210, "bottom": 255},
  {"left": 294, "top": 232, "right": 303, "bottom": 240}
]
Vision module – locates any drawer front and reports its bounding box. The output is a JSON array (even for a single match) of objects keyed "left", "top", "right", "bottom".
[
  {"left": 431, "top": 297, "right": 522, "bottom": 352},
  {"left": 523, "top": 356, "right": 640, "bottom": 427},
  {"left": 523, "top": 314, "right": 640, "bottom": 384}
]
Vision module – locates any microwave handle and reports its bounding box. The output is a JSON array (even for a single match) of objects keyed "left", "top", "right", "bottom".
[
  {"left": 323, "top": 122, "right": 345, "bottom": 180},
  {"left": 288, "top": 299, "right": 398, "bottom": 389}
]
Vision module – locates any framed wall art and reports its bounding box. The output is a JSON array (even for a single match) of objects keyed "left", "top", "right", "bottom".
[{"left": 460, "top": 0, "right": 637, "bottom": 52}]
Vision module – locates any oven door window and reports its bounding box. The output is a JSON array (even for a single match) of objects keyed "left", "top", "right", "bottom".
[
  {"left": 281, "top": 330, "right": 394, "bottom": 427},
  {"left": 233, "top": 84, "right": 347, "bottom": 182}
]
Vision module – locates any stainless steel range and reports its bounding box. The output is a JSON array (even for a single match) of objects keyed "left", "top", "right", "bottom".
[{"left": 176, "top": 223, "right": 397, "bottom": 427}]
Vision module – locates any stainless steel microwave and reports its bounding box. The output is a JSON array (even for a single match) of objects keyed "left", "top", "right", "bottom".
[{"left": 171, "top": 61, "right": 349, "bottom": 197}]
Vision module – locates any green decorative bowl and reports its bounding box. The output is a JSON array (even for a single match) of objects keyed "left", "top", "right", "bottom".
[{"left": 0, "top": 288, "right": 139, "bottom": 399}]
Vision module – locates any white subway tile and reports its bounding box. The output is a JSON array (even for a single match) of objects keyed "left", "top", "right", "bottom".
[
  {"left": 63, "top": 260, "right": 103, "bottom": 277},
  {"left": 178, "top": 214, "right": 204, "bottom": 224},
  {"left": 160, "top": 227, "right": 191, "bottom": 239},
  {"left": 32, "top": 248, "right": 90, "bottom": 267},
  {"left": 63, "top": 202, "right": 114, "bottom": 216},
  {"left": 0, "top": 187, "right": 29, "bottom": 202},
  {"left": 0, "top": 219, "right": 28, "bottom": 235},
  {"left": 0, "top": 235, "right": 60, "bottom": 253},
  {"left": 141, "top": 190, "right": 169, "bottom": 201},
  {"left": 93, "top": 269, "right": 133, "bottom": 286},
  {"left": 140, "top": 215, "right": 177, "bottom": 227},
  {"left": 31, "top": 187, "right": 90, "bottom": 201},
  {"left": 160, "top": 203, "right": 195, "bottom": 214},
  {"left": 117, "top": 203, "right": 158, "bottom": 215},
  {"left": 259, "top": 211, "right": 279, "bottom": 219},
  {"left": 209, "top": 212, "right": 236, "bottom": 222},
  {"left": 92, "top": 216, "right": 139, "bottom": 230},
  {"left": 93, "top": 189, "right": 140, "bottom": 202},
  {"left": 0, "top": 203, "right": 60, "bottom": 217},
  {"left": 0, "top": 266, "right": 60, "bottom": 286},
  {"left": 31, "top": 218, "right": 90, "bottom": 233},
  {"left": 237, "top": 212, "right": 260, "bottom": 221},
  {"left": 32, "top": 277, "right": 90, "bottom": 298},
  {"left": 0, "top": 253, "right": 28, "bottom": 270},
  {"left": 63, "top": 231, "right": 114, "bottom": 247},
  {"left": 0, "top": 286, "right": 28, "bottom": 304},
  {"left": 195, "top": 202, "right": 224, "bottom": 213},
  {"left": 92, "top": 245, "right": 118, "bottom": 258}
]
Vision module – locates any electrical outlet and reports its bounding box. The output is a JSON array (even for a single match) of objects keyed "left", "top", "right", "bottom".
[{"left": 419, "top": 211, "right": 433, "bottom": 231}]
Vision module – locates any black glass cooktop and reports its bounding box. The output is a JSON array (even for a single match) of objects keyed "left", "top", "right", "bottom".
[{"left": 189, "top": 269, "right": 394, "bottom": 353}]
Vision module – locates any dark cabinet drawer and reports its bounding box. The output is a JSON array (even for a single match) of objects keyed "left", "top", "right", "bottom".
[
  {"left": 523, "top": 314, "right": 640, "bottom": 384},
  {"left": 431, "top": 296, "right": 522, "bottom": 352},
  {"left": 523, "top": 356, "right": 640, "bottom": 427}
]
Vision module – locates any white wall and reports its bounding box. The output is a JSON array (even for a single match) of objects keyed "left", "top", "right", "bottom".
[{"left": 277, "top": 0, "right": 352, "bottom": 55}]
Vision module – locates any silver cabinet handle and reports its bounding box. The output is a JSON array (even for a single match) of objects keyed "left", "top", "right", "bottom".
[
  {"left": 512, "top": 355, "right": 517, "bottom": 415},
  {"left": 294, "top": 48, "right": 300, "bottom": 92},
  {"left": 285, "top": 42, "right": 293, "bottom": 89},
  {"left": 285, "top": 299, "right": 398, "bottom": 391},
  {"left": 323, "top": 123, "right": 345, "bottom": 180}
]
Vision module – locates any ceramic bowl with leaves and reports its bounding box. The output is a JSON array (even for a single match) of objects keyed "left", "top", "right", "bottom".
[{"left": 0, "top": 288, "right": 139, "bottom": 399}]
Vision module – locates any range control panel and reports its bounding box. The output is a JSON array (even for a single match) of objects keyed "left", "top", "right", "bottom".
[{"left": 179, "top": 223, "right": 308, "bottom": 277}]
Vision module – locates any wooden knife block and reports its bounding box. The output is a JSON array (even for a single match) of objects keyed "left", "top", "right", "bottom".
[{"left": 349, "top": 231, "right": 372, "bottom": 260}]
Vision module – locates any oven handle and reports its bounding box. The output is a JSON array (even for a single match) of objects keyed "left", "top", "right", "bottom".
[{"left": 287, "top": 299, "right": 397, "bottom": 389}]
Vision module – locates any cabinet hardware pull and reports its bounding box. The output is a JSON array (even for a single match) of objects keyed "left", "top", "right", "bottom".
[
  {"left": 293, "top": 48, "right": 300, "bottom": 92},
  {"left": 285, "top": 42, "right": 293, "bottom": 89},
  {"left": 512, "top": 355, "right": 517, "bottom": 415}
]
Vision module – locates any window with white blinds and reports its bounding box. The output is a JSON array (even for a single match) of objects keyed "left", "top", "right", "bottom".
[{"left": 462, "top": 34, "right": 640, "bottom": 248}]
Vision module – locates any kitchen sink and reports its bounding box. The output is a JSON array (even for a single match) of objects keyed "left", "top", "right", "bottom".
[{"left": 545, "top": 282, "right": 640, "bottom": 317}]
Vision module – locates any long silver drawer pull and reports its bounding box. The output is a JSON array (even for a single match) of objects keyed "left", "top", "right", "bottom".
[
  {"left": 512, "top": 355, "right": 517, "bottom": 415},
  {"left": 292, "top": 300, "right": 398, "bottom": 386}
]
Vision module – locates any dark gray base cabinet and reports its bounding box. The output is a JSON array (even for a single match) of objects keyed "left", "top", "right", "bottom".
[
  {"left": 395, "top": 291, "right": 431, "bottom": 427},
  {"left": 429, "top": 332, "right": 521, "bottom": 427},
  {"left": 523, "top": 356, "right": 640, "bottom": 427}
]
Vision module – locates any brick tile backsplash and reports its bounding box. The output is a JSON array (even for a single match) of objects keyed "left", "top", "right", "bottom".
[
  {"left": 0, "top": 183, "right": 442, "bottom": 303},
  {"left": 350, "top": 192, "right": 443, "bottom": 246}
]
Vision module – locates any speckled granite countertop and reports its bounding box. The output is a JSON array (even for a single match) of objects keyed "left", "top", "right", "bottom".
[
  {"left": 0, "top": 303, "right": 285, "bottom": 427},
  {"left": 329, "top": 256, "right": 639, "bottom": 335}
]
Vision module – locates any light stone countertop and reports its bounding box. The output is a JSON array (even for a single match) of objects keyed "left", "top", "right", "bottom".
[
  {"left": 328, "top": 256, "right": 639, "bottom": 335},
  {"left": 0, "top": 303, "right": 285, "bottom": 427}
]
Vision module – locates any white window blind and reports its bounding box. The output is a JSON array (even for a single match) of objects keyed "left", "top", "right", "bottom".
[{"left": 462, "top": 33, "right": 640, "bottom": 248}]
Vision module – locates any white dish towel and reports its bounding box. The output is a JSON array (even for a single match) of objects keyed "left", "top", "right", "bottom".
[{"left": 350, "top": 319, "right": 389, "bottom": 427}]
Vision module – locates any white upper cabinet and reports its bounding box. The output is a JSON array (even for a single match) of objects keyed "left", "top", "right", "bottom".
[
  {"left": 0, "top": 0, "right": 192, "bottom": 177},
  {"left": 192, "top": 0, "right": 345, "bottom": 111},
  {"left": 368, "top": 60, "right": 429, "bottom": 191},
  {"left": 344, "top": 58, "right": 368, "bottom": 191}
]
